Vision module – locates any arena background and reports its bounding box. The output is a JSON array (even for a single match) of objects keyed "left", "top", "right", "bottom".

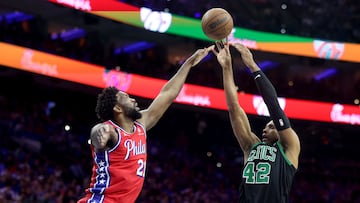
[{"left": 0, "top": 0, "right": 359, "bottom": 202}]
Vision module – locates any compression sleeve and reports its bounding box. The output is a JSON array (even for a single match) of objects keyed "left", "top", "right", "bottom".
[{"left": 252, "top": 70, "right": 291, "bottom": 130}]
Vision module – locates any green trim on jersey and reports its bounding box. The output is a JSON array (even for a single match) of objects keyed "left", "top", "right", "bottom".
[
  {"left": 249, "top": 142, "right": 262, "bottom": 150},
  {"left": 276, "top": 142, "right": 293, "bottom": 166},
  {"left": 250, "top": 142, "right": 293, "bottom": 166}
]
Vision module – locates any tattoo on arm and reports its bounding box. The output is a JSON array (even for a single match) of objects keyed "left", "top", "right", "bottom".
[{"left": 91, "top": 124, "right": 112, "bottom": 150}]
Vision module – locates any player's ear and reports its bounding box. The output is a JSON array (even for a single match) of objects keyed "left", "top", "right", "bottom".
[{"left": 113, "top": 104, "right": 122, "bottom": 113}]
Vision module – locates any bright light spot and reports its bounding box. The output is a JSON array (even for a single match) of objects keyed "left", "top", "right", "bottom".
[
  {"left": 288, "top": 80, "right": 294, "bottom": 86},
  {"left": 65, "top": 125, "right": 71, "bottom": 131},
  {"left": 207, "top": 151, "right": 212, "bottom": 157},
  {"left": 216, "top": 162, "right": 222, "bottom": 168}
]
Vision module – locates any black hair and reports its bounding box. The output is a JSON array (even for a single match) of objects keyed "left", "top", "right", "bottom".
[{"left": 95, "top": 86, "right": 119, "bottom": 122}]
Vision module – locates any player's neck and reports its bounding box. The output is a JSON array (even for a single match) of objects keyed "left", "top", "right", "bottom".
[{"left": 114, "top": 118, "right": 135, "bottom": 133}]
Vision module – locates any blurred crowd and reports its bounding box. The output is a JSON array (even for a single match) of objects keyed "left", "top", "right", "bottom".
[
  {"left": 0, "top": 84, "right": 359, "bottom": 203},
  {"left": 1, "top": 1, "right": 360, "bottom": 202}
]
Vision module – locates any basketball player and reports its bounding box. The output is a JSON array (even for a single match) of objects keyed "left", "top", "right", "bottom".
[
  {"left": 77, "top": 45, "right": 214, "bottom": 203},
  {"left": 212, "top": 42, "right": 301, "bottom": 203}
]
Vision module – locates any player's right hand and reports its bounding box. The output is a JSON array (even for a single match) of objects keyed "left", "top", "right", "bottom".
[{"left": 229, "top": 43, "right": 257, "bottom": 70}]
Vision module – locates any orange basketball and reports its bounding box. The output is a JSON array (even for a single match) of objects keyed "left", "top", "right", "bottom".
[{"left": 201, "top": 8, "right": 234, "bottom": 41}]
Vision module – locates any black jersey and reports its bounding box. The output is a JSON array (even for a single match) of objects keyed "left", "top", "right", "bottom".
[{"left": 239, "top": 141, "right": 296, "bottom": 203}]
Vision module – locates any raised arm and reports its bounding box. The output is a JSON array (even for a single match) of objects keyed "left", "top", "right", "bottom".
[
  {"left": 139, "top": 45, "right": 214, "bottom": 130},
  {"left": 213, "top": 42, "right": 260, "bottom": 159},
  {"left": 231, "top": 43, "right": 301, "bottom": 168}
]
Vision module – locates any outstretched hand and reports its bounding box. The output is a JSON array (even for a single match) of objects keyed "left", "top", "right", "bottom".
[
  {"left": 211, "top": 41, "right": 232, "bottom": 69},
  {"left": 229, "top": 42, "right": 259, "bottom": 72},
  {"left": 185, "top": 45, "right": 215, "bottom": 67}
]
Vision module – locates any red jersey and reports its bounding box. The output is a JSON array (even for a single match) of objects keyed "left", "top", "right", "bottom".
[{"left": 78, "top": 120, "right": 147, "bottom": 203}]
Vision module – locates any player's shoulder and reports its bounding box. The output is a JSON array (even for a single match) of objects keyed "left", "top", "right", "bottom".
[
  {"left": 91, "top": 121, "right": 116, "bottom": 132},
  {"left": 134, "top": 120, "right": 146, "bottom": 131},
  {"left": 91, "top": 123, "right": 102, "bottom": 132}
]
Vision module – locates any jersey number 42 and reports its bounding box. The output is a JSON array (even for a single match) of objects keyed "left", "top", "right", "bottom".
[{"left": 242, "top": 162, "right": 271, "bottom": 184}]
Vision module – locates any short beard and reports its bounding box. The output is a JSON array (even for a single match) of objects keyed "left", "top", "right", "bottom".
[{"left": 127, "top": 108, "right": 142, "bottom": 121}]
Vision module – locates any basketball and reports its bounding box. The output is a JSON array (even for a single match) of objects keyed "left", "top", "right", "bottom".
[{"left": 201, "top": 8, "right": 234, "bottom": 41}]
